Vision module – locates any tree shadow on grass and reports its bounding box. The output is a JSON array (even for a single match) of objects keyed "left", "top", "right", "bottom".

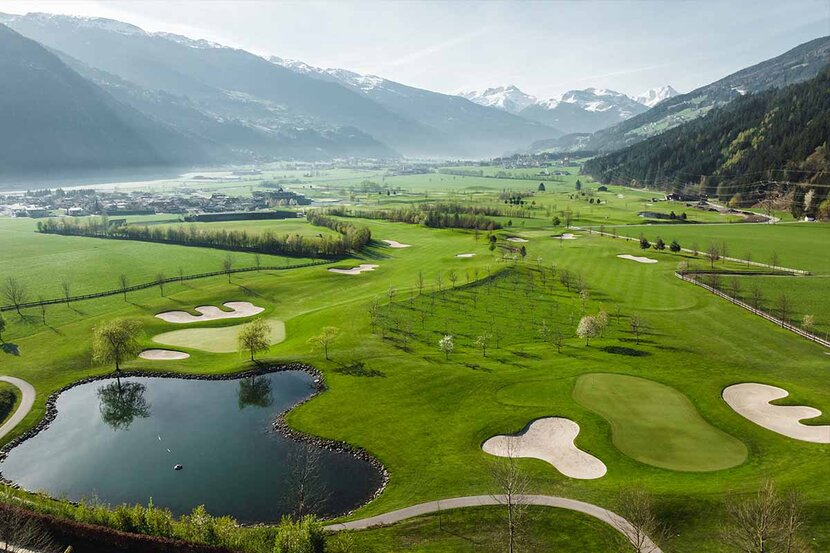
[
  {"left": 235, "top": 284, "right": 263, "bottom": 298},
  {"left": 333, "top": 361, "right": 385, "bottom": 378},
  {"left": 464, "top": 362, "right": 492, "bottom": 372},
  {"left": 601, "top": 345, "right": 651, "bottom": 357},
  {"left": 1, "top": 343, "right": 20, "bottom": 356}
]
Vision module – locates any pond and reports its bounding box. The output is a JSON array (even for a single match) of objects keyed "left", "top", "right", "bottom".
[{"left": 0, "top": 371, "right": 382, "bottom": 523}]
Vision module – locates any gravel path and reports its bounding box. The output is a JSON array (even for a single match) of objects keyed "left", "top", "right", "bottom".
[
  {"left": 0, "top": 376, "right": 35, "bottom": 441},
  {"left": 325, "top": 494, "right": 662, "bottom": 552}
]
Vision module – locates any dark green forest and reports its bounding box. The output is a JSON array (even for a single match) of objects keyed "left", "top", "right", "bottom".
[{"left": 584, "top": 67, "right": 830, "bottom": 219}]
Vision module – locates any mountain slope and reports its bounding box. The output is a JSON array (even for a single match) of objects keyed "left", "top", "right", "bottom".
[
  {"left": 0, "top": 23, "right": 206, "bottom": 178},
  {"left": 519, "top": 88, "right": 647, "bottom": 134},
  {"left": 583, "top": 36, "right": 830, "bottom": 152},
  {"left": 0, "top": 13, "right": 430, "bottom": 157},
  {"left": 583, "top": 68, "right": 830, "bottom": 217},
  {"left": 270, "top": 60, "right": 561, "bottom": 157}
]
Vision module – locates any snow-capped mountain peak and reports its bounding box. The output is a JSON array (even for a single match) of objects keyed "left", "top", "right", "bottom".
[
  {"left": 269, "top": 57, "right": 386, "bottom": 92},
  {"left": 635, "top": 85, "right": 679, "bottom": 108},
  {"left": 458, "top": 85, "right": 538, "bottom": 114}
]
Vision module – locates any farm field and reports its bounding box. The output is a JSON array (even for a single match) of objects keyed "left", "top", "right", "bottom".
[{"left": 0, "top": 175, "right": 830, "bottom": 553}]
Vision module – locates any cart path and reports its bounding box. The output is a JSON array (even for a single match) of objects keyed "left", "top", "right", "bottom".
[
  {"left": 0, "top": 376, "right": 35, "bottom": 441},
  {"left": 325, "top": 494, "right": 662, "bottom": 552}
]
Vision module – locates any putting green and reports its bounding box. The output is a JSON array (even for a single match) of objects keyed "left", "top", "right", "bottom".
[
  {"left": 152, "top": 319, "right": 285, "bottom": 353},
  {"left": 573, "top": 373, "right": 747, "bottom": 472}
]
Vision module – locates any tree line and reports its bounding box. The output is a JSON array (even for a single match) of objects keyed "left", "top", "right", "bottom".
[
  {"left": 323, "top": 203, "right": 503, "bottom": 231},
  {"left": 35, "top": 213, "right": 372, "bottom": 258}
]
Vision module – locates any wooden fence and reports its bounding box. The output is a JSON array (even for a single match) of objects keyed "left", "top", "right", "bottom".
[
  {"left": 0, "top": 260, "right": 331, "bottom": 313},
  {"left": 675, "top": 272, "right": 830, "bottom": 349}
]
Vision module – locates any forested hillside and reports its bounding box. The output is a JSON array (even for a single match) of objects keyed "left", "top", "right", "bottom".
[{"left": 584, "top": 68, "right": 830, "bottom": 219}]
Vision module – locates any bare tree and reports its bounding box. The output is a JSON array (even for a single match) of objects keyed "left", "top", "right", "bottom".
[
  {"left": 60, "top": 278, "right": 71, "bottom": 304},
  {"left": 416, "top": 271, "right": 424, "bottom": 296},
  {"left": 1, "top": 278, "right": 28, "bottom": 315},
  {"left": 776, "top": 294, "right": 791, "bottom": 328},
  {"left": 490, "top": 441, "right": 531, "bottom": 553},
  {"left": 367, "top": 297, "right": 381, "bottom": 334},
  {"left": 448, "top": 269, "right": 458, "bottom": 288},
  {"left": 0, "top": 503, "right": 58, "bottom": 553},
  {"left": 118, "top": 274, "right": 129, "bottom": 301},
  {"left": 770, "top": 252, "right": 780, "bottom": 272},
  {"left": 721, "top": 481, "right": 809, "bottom": 553},
  {"left": 222, "top": 254, "right": 235, "bottom": 283},
  {"left": 706, "top": 244, "right": 721, "bottom": 269},
  {"left": 551, "top": 325, "right": 564, "bottom": 353},
  {"left": 750, "top": 285, "right": 764, "bottom": 312},
  {"left": 155, "top": 273, "right": 166, "bottom": 297},
  {"left": 178, "top": 266, "right": 186, "bottom": 283},
  {"left": 630, "top": 315, "right": 644, "bottom": 344},
  {"left": 614, "top": 487, "right": 664, "bottom": 553}
]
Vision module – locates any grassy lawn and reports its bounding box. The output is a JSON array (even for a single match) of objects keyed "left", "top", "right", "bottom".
[
  {"left": 0, "top": 199, "right": 828, "bottom": 552},
  {"left": 573, "top": 373, "right": 748, "bottom": 472},
  {"left": 338, "top": 506, "right": 622, "bottom": 552},
  {"left": 153, "top": 318, "right": 285, "bottom": 353},
  {"left": 0, "top": 382, "right": 19, "bottom": 426}
]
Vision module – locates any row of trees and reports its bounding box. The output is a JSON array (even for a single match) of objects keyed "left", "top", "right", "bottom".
[
  {"left": 323, "top": 204, "right": 503, "bottom": 231},
  {"left": 36, "top": 214, "right": 371, "bottom": 258}
]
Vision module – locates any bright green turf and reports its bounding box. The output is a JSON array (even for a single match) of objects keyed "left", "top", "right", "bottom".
[
  {"left": 573, "top": 373, "right": 748, "bottom": 472},
  {"left": 153, "top": 319, "right": 285, "bottom": 353},
  {"left": 1, "top": 198, "right": 828, "bottom": 552},
  {"left": 339, "top": 506, "right": 622, "bottom": 552}
]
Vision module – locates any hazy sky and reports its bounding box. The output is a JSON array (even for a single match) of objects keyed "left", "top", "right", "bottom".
[{"left": 4, "top": 1, "right": 829, "bottom": 99}]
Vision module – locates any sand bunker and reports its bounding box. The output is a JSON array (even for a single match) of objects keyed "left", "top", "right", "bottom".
[
  {"left": 153, "top": 319, "right": 285, "bottom": 354},
  {"left": 617, "top": 254, "right": 658, "bottom": 264},
  {"left": 506, "top": 237, "right": 529, "bottom": 243},
  {"left": 139, "top": 349, "right": 190, "bottom": 361},
  {"left": 382, "top": 239, "right": 411, "bottom": 248},
  {"left": 455, "top": 253, "right": 476, "bottom": 258},
  {"left": 482, "top": 417, "right": 607, "bottom": 479},
  {"left": 156, "top": 302, "right": 263, "bottom": 324},
  {"left": 328, "top": 264, "right": 379, "bottom": 275},
  {"left": 554, "top": 233, "right": 578, "bottom": 240},
  {"left": 723, "top": 383, "right": 830, "bottom": 444}
]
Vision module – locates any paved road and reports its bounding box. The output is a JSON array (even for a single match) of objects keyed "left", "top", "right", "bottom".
[
  {"left": 325, "top": 494, "right": 662, "bottom": 552},
  {"left": 0, "top": 376, "right": 35, "bottom": 441}
]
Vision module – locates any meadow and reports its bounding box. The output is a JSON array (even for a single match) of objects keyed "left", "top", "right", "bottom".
[{"left": 0, "top": 174, "right": 827, "bottom": 552}]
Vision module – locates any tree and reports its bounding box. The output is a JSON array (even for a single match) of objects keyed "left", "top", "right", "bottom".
[
  {"left": 537, "top": 182, "right": 546, "bottom": 192},
  {"left": 750, "top": 285, "right": 764, "bottom": 312},
  {"left": 475, "top": 334, "right": 491, "bottom": 357},
  {"left": 368, "top": 297, "right": 381, "bottom": 333},
  {"left": 490, "top": 441, "right": 530, "bottom": 553},
  {"left": 707, "top": 244, "right": 720, "bottom": 269},
  {"left": 308, "top": 327, "right": 339, "bottom": 360},
  {"left": 178, "top": 266, "right": 186, "bottom": 283},
  {"left": 770, "top": 251, "right": 780, "bottom": 272},
  {"left": 273, "top": 515, "right": 326, "bottom": 553},
  {"left": 61, "top": 278, "right": 72, "bottom": 303},
  {"left": 669, "top": 240, "right": 681, "bottom": 252},
  {"left": 596, "top": 309, "right": 609, "bottom": 337},
  {"left": 97, "top": 380, "right": 150, "bottom": 430},
  {"left": 801, "top": 314, "right": 815, "bottom": 334},
  {"left": 654, "top": 237, "right": 666, "bottom": 251},
  {"left": 255, "top": 253, "right": 262, "bottom": 271},
  {"left": 238, "top": 319, "right": 271, "bottom": 362},
  {"left": 721, "top": 481, "right": 808, "bottom": 553},
  {"left": 551, "top": 325, "right": 565, "bottom": 353},
  {"left": 630, "top": 314, "right": 644, "bottom": 344},
  {"left": 118, "top": 274, "right": 129, "bottom": 301},
  {"left": 438, "top": 334, "right": 454, "bottom": 360},
  {"left": 576, "top": 315, "right": 600, "bottom": 346},
  {"left": 223, "top": 253, "right": 235, "bottom": 283},
  {"left": 575, "top": 179, "right": 582, "bottom": 191},
  {"left": 776, "top": 294, "right": 791, "bottom": 327},
  {"left": 580, "top": 289, "right": 590, "bottom": 313},
  {"left": 92, "top": 319, "right": 142, "bottom": 372},
  {"left": 639, "top": 235, "right": 651, "bottom": 250},
  {"left": 448, "top": 270, "right": 458, "bottom": 288},
  {"left": 0, "top": 313, "right": 5, "bottom": 343},
  {"left": 155, "top": 273, "right": 166, "bottom": 297},
  {"left": 614, "top": 487, "right": 664, "bottom": 553},
  {"left": 1, "top": 277, "right": 28, "bottom": 315},
  {"left": 417, "top": 271, "right": 424, "bottom": 296},
  {"left": 677, "top": 261, "right": 690, "bottom": 275}
]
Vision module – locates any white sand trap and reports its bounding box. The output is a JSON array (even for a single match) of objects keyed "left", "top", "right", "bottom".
[
  {"left": 455, "top": 253, "right": 476, "bottom": 258},
  {"left": 139, "top": 349, "right": 190, "bottom": 360},
  {"left": 617, "top": 194, "right": 625, "bottom": 199},
  {"left": 482, "top": 417, "right": 607, "bottom": 479},
  {"left": 156, "top": 301, "right": 264, "bottom": 324},
  {"left": 328, "top": 264, "right": 379, "bottom": 275},
  {"left": 554, "top": 233, "right": 578, "bottom": 240},
  {"left": 506, "top": 237, "right": 529, "bottom": 243},
  {"left": 382, "top": 239, "right": 411, "bottom": 248},
  {"left": 617, "top": 254, "right": 658, "bottom": 264},
  {"left": 723, "top": 384, "right": 830, "bottom": 444}
]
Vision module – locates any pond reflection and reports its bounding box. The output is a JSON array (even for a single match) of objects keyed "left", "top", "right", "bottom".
[{"left": 97, "top": 381, "right": 151, "bottom": 430}]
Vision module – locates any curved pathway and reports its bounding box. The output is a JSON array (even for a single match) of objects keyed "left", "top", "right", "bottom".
[
  {"left": 0, "top": 376, "right": 35, "bottom": 441},
  {"left": 325, "top": 494, "right": 662, "bottom": 552}
]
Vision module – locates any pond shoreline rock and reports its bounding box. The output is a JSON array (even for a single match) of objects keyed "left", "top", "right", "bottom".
[{"left": 0, "top": 362, "right": 388, "bottom": 522}]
